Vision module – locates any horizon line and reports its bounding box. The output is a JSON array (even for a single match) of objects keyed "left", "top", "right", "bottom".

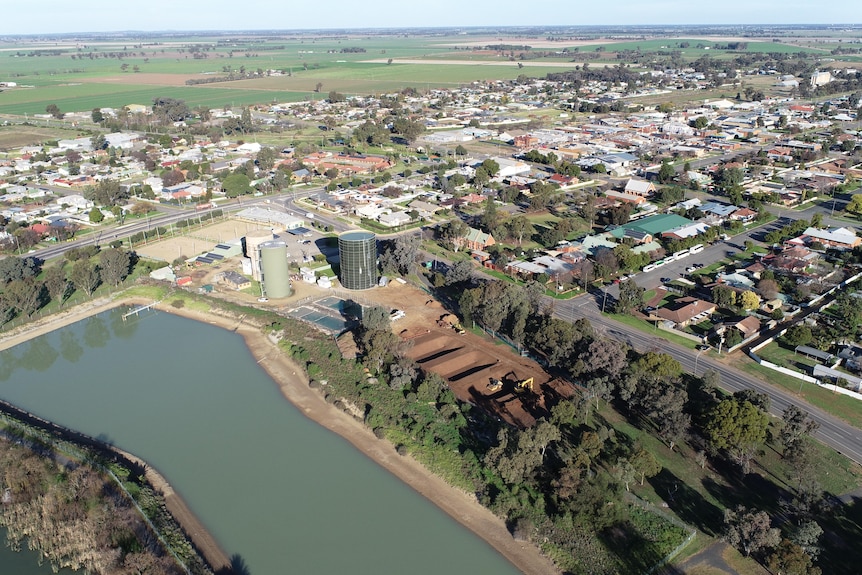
[{"left": 2, "top": 23, "right": 862, "bottom": 38}]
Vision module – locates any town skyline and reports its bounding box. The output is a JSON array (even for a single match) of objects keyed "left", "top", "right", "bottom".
[{"left": 3, "top": 1, "right": 860, "bottom": 36}]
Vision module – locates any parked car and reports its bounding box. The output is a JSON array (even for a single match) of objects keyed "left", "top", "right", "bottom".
[
  {"left": 697, "top": 344, "right": 711, "bottom": 351},
  {"left": 660, "top": 277, "right": 671, "bottom": 283}
]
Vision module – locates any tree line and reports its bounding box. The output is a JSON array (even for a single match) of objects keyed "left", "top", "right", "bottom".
[{"left": 0, "top": 247, "right": 139, "bottom": 327}]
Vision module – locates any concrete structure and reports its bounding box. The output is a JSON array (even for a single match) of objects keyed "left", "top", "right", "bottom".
[
  {"left": 338, "top": 231, "right": 378, "bottom": 290},
  {"left": 259, "top": 241, "right": 291, "bottom": 298},
  {"left": 244, "top": 229, "right": 275, "bottom": 281}
]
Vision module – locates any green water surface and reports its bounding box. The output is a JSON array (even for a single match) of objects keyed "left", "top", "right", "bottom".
[{"left": 0, "top": 309, "right": 522, "bottom": 575}]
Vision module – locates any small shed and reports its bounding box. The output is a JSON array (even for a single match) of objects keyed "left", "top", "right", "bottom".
[
  {"left": 218, "top": 270, "right": 251, "bottom": 291},
  {"left": 795, "top": 345, "right": 835, "bottom": 363}
]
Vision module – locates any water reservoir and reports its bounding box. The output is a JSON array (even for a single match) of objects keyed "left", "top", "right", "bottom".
[{"left": 338, "top": 231, "right": 377, "bottom": 290}]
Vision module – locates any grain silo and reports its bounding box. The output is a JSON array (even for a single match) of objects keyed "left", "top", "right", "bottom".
[
  {"left": 259, "top": 241, "right": 291, "bottom": 298},
  {"left": 338, "top": 231, "right": 377, "bottom": 290},
  {"left": 244, "top": 229, "right": 274, "bottom": 281}
]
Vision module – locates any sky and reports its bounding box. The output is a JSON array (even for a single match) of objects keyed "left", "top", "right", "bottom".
[{"left": 2, "top": 0, "right": 859, "bottom": 35}]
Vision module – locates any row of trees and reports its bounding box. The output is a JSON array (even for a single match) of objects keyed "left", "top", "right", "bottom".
[{"left": 0, "top": 249, "right": 135, "bottom": 326}]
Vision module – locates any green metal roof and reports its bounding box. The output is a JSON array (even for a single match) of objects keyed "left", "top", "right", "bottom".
[{"left": 613, "top": 214, "right": 693, "bottom": 236}]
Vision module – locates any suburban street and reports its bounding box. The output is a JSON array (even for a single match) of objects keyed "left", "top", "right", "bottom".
[{"left": 553, "top": 291, "right": 862, "bottom": 466}]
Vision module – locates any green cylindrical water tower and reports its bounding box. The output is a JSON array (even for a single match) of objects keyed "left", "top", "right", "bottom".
[
  {"left": 338, "top": 231, "right": 377, "bottom": 290},
  {"left": 259, "top": 240, "right": 291, "bottom": 298}
]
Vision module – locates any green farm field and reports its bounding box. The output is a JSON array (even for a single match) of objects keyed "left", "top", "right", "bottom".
[
  {"left": 0, "top": 84, "right": 311, "bottom": 115},
  {"left": 0, "top": 31, "right": 853, "bottom": 117},
  {"left": 593, "top": 38, "right": 827, "bottom": 55}
]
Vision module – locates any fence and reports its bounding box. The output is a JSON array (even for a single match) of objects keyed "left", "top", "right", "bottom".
[{"left": 625, "top": 493, "right": 697, "bottom": 575}]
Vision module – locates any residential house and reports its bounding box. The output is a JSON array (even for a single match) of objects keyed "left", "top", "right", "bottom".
[
  {"left": 730, "top": 207, "right": 757, "bottom": 222},
  {"left": 655, "top": 297, "right": 717, "bottom": 328},
  {"left": 789, "top": 227, "right": 860, "bottom": 250},
  {"left": 549, "top": 173, "right": 578, "bottom": 187},
  {"left": 700, "top": 201, "right": 737, "bottom": 220},
  {"left": 661, "top": 221, "right": 710, "bottom": 241},
  {"left": 762, "top": 246, "right": 819, "bottom": 273},
  {"left": 407, "top": 199, "right": 443, "bottom": 219},
  {"left": 723, "top": 316, "right": 762, "bottom": 339},
  {"left": 605, "top": 190, "right": 647, "bottom": 205},
  {"left": 378, "top": 211, "right": 411, "bottom": 227}
]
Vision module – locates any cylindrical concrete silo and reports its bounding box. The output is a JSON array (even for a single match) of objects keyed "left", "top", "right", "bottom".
[
  {"left": 259, "top": 241, "right": 291, "bottom": 298},
  {"left": 338, "top": 231, "right": 377, "bottom": 290},
  {"left": 244, "top": 229, "right": 274, "bottom": 282}
]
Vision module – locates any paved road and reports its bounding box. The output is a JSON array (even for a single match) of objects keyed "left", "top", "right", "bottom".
[
  {"left": 24, "top": 187, "right": 329, "bottom": 262},
  {"left": 553, "top": 292, "right": 862, "bottom": 466}
]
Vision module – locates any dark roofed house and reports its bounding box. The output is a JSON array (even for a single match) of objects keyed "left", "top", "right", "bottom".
[
  {"left": 218, "top": 270, "right": 251, "bottom": 291},
  {"left": 762, "top": 246, "right": 818, "bottom": 273}
]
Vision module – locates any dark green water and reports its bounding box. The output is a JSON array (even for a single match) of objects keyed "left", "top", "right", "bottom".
[
  {"left": 0, "top": 309, "right": 522, "bottom": 575},
  {"left": 0, "top": 528, "right": 73, "bottom": 575}
]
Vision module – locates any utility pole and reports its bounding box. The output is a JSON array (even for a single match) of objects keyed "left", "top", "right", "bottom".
[{"left": 694, "top": 348, "right": 706, "bottom": 377}]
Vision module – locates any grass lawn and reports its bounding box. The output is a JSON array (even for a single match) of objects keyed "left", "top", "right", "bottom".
[
  {"left": 605, "top": 312, "right": 700, "bottom": 350},
  {"left": 755, "top": 341, "right": 818, "bottom": 373},
  {"left": 738, "top": 355, "right": 862, "bottom": 429}
]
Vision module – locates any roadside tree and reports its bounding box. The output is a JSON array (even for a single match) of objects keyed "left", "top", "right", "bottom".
[
  {"left": 70, "top": 261, "right": 101, "bottom": 297},
  {"left": 99, "top": 249, "right": 132, "bottom": 288},
  {"left": 614, "top": 278, "right": 644, "bottom": 315},
  {"left": 43, "top": 266, "right": 70, "bottom": 308},
  {"left": 705, "top": 398, "right": 769, "bottom": 473},
  {"left": 724, "top": 505, "right": 781, "bottom": 557},
  {"left": 379, "top": 234, "right": 420, "bottom": 276}
]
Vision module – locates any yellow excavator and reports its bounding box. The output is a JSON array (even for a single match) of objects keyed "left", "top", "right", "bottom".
[{"left": 514, "top": 377, "right": 534, "bottom": 393}]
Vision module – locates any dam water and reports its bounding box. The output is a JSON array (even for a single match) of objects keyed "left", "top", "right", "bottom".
[{"left": 0, "top": 308, "right": 522, "bottom": 575}]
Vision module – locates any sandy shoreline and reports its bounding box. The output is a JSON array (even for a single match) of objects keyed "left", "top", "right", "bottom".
[{"left": 0, "top": 296, "right": 559, "bottom": 575}]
